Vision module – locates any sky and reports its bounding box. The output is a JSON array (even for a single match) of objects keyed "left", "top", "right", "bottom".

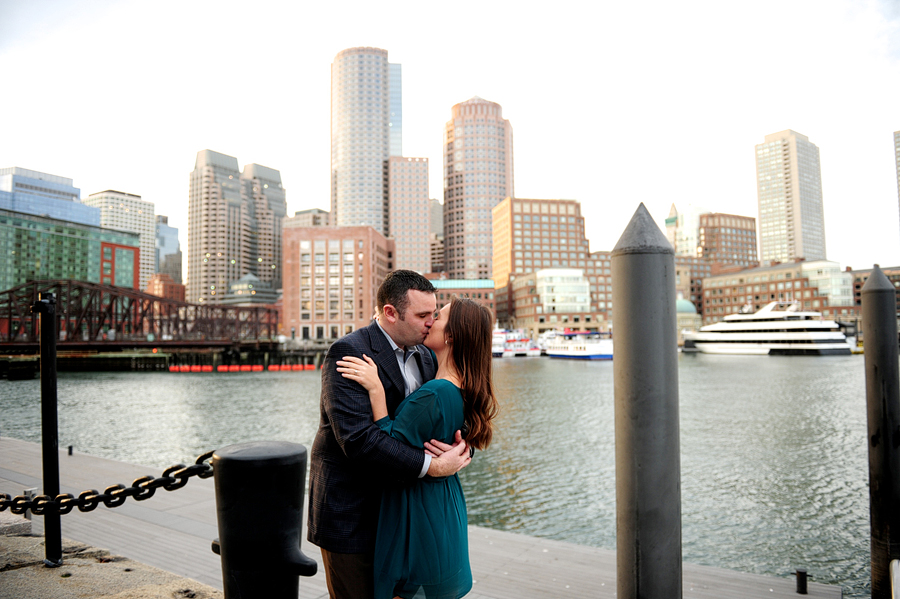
[{"left": 1, "top": 0, "right": 899, "bottom": 270}]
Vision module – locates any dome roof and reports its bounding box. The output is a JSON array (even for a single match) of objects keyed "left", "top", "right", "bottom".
[{"left": 676, "top": 299, "right": 697, "bottom": 314}]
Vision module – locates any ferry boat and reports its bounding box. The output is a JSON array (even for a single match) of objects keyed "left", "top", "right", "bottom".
[
  {"left": 492, "top": 329, "right": 542, "bottom": 358},
  {"left": 544, "top": 331, "right": 613, "bottom": 360},
  {"left": 682, "top": 301, "right": 853, "bottom": 356}
]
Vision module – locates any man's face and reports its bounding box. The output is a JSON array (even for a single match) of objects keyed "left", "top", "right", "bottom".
[{"left": 385, "top": 290, "right": 436, "bottom": 348}]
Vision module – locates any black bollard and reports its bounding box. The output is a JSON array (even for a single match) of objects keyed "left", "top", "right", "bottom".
[
  {"left": 32, "top": 292, "right": 62, "bottom": 567},
  {"left": 212, "top": 441, "right": 317, "bottom": 598},
  {"left": 862, "top": 265, "right": 900, "bottom": 599},
  {"left": 795, "top": 568, "right": 807, "bottom": 594}
]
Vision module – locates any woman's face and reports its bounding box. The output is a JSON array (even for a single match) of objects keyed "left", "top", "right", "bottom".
[{"left": 424, "top": 303, "right": 452, "bottom": 352}]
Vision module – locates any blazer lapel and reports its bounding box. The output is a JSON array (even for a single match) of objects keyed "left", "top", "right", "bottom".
[{"left": 366, "top": 322, "right": 407, "bottom": 407}]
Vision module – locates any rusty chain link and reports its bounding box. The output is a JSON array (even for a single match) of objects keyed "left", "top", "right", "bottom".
[{"left": 0, "top": 450, "right": 214, "bottom": 516}]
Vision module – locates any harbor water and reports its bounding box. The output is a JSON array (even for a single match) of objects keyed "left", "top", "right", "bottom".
[{"left": 0, "top": 354, "right": 872, "bottom": 596}]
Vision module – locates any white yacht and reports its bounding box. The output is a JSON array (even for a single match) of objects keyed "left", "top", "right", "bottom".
[
  {"left": 492, "top": 328, "right": 541, "bottom": 358},
  {"left": 682, "top": 301, "right": 852, "bottom": 356},
  {"left": 544, "top": 331, "right": 613, "bottom": 360}
]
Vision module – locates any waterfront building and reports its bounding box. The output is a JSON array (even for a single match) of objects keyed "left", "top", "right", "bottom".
[
  {"left": 84, "top": 190, "right": 155, "bottom": 289},
  {"left": 698, "top": 212, "right": 759, "bottom": 271},
  {"left": 330, "top": 47, "right": 400, "bottom": 235},
  {"left": 510, "top": 269, "right": 598, "bottom": 339},
  {"left": 0, "top": 167, "right": 99, "bottom": 226},
  {"left": 444, "top": 97, "right": 514, "bottom": 280},
  {"left": 429, "top": 234, "right": 445, "bottom": 274},
  {"left": 701, "top": 260, "right": 857, "bottom": 325},
  {"left": 586, "top": 251, "right": 613, "bottom": 327},
  {"left": 187, "top": 150, "right": 287, "bottom": 305},
  {"left": 156, "top": 215, "right": 182, "bottom": 284},
  {"left": 849, "top": 265, "right": 900, "bottom": 322},
  {"left": 676, "top": 298, "right": 703, "bottom": 347},
  {"left": 755, "top": 130, "right": 827, "bottom": 263},
  {"left": 284, "top": 209, "right": 330, "bottom": 228},
  {"left": 388, "top": 157, "right": 431, "bottom": 273},
  {"left": 145, "top": 273, "right": 185, "bottom": 302},
  {"left": 665, "top": 204, "right": 710, "bottom": 256},
  {"left": 0, "top": 208, "right": 139, "bottom": 291},
  {"left": 674, "top": 255, "right": 713, "bottom": 318},
  {"left": 428, "top": 277, "right": 495, "bottom": 317},
  {"left": 282, "top": 225, "right": 394, "bottom": 341},
  {"left": 430, "top": 198, "right": 443, "bottom": 236},
  {"left": 491, "top": 198, "right": 588, "bottom": 289}
]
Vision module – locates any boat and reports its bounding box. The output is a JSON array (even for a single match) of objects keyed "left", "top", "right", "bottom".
[
  {"left": 535, "top": 330, "right": 559, "bottom": 355},
  {"left": 544, "top": 331, "right": 613, "bottom": 360},
  {"left": 492, "top": 329, "right": 542, "bottom": 358},
  {"left": 682, "top": 301, "right": 853, "bottom": 356}
]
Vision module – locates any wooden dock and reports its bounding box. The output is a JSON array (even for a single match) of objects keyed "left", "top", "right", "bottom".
[{"left": 0, "top": 437, "right": 841, "bottom": 598}]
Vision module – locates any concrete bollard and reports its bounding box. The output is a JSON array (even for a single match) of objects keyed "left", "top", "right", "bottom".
[
  {"left": 861, "top": 265, "right": 900, "bottom": 599},
  {"left": 611, "top": 204, "right": 682, "bottom": 599},
  {"left": 211, "top": 441, "right": 317, "bottom": 598}
]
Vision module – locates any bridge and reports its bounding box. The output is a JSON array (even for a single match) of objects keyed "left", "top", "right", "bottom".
[{"left": 0, "top": 280, "right": 279, "bottom": 353}]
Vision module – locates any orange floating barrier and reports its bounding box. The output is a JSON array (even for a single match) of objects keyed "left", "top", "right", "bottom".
[
  {"left": 217, "top": 365, "right": 229, "bottom": 372},
  {"left": 179, "top": 365, "right": 191, "bottom": 373},
  {"left": 201, "top": 365, "right": 213, "bottom": 372},
  {"left": 268, "top": 365, "right": 280, "bottom": 371},
  {"left": 304, "top": 364, "right": 316, "bottom": 371},
  {"left": 291, "top": 364, "right": 303, "bottom": 371},
  {"left": 168, "top": 365, "right": 179, "bottom": 373},
  {"left": 240, "top": 365, "right": 252, "bottom": 372},
  {"left": 190, "top": 365, "right": 202, "bottom": 373},
  {"left": 228, "top": 365, "right": 240, "bottom": 372},
  {"left": 251, "top": 365, "right": 263, "bottom": 372}
]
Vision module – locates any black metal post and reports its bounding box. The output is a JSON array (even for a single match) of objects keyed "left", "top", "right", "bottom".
[
  {"left": 862, "top": 265, "right": 900, "bottom": 599},
  {"left": 611, "top": 204, "right": 682, "bottom": 598},
  {"left": 211, "top": 441, "right": 317, "bottom": 598},
  {"left": 32, "top": 292, "right": 62, "bottom": 567}
]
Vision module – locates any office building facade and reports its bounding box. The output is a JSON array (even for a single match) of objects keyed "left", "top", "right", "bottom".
[
  {"left": 330, "top": 47, "right": 401, "bottom": 235},
  {"left": 285, "top": 209, "right": 330, "bottom": 228},
  {"left": 156, "top": 215, "right": 182, "bottom": 284},
  {"left": 665, "top": 203, "right": 709, "bottom": 256},
  {"left": 0, "top": 167, "right": 99, "bottom": 226},
  {"left": 84, "top": 190, "right": 155, "bottom": 289},
  {"left": 698, "top": 212, "right": 759, "bottom": 271},
  {"left": 388, "top": 157, "right": 431, "bottom": 273},
  {"left": 282, "top": 225, "right": 394, "bottom": 341},
  {"left": 0, "top": 208, "right": 139, "bottom": 291},
  {"left": 755, "top": 130, "right": 827, "bottom": 263},
  {"left": 444, "top": 97, "right": 514, "bottom": 279},
  {"left": 187, "top": 150, "right": 287, "bottom": 304}
]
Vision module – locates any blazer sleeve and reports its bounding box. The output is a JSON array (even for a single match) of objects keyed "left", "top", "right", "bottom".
[{"left": 321, "top": 337, "right": 425, "bottom": 479}]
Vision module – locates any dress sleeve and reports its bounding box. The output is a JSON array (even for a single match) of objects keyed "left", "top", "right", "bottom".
[{"left": 375, "top": 386, "right": 443, "bottom": 449}]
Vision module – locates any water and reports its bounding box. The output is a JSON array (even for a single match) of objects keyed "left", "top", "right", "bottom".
[{"left": 0, "top": 354, "right": 872, "bottom": 596}]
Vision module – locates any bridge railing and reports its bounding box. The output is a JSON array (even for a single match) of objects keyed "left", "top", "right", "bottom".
[{"left": 0, "top": 280, "right": 278, "bottom": 345}]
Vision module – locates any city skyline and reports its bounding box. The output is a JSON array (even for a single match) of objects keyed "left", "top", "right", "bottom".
[{"left": 1, "top": 0, "right": 899, "bottom": 271}]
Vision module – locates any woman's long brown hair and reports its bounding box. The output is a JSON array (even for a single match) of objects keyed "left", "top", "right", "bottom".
[{"left": 446, "top": 297, "right": 498, "bottom": 450}]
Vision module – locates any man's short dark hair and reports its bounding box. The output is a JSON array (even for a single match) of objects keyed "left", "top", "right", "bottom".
[{"left": 377, "top": 270, "right": 436, "bottom": 318}]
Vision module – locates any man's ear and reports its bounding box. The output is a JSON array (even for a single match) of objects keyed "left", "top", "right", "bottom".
[{"left": 382, "top": 304, "right": 398, "bottom": 324}]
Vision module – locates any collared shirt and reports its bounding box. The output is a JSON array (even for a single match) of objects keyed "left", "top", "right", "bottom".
[{"left": 375, "top": 318, "right": 431, "bottom": 478}]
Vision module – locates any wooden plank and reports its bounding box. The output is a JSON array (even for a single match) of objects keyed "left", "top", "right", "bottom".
[{"left": 0, "top": 437, "right": 841, "bottom": 598}]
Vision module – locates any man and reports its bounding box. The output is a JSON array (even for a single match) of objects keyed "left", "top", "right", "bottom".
[{"left": 307, "top": 270, "right": 471, "bottom": 599}]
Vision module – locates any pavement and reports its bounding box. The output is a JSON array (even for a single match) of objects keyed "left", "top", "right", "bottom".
[{"left": 0, "top": 511, "right": 223, "bottom": 599}]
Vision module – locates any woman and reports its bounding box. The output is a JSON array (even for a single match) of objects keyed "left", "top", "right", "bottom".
[{"left": 337, "top": 297, "right": 498, "bottom": 599}]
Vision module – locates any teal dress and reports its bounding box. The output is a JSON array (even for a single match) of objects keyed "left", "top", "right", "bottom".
[{"left": 373, "top": 378, "right": 472, "bottom": 599}]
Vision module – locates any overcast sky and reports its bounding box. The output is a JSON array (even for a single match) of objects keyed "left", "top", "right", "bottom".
[{"left": 1, "top": 0, "right": 898, "bottom": 270}]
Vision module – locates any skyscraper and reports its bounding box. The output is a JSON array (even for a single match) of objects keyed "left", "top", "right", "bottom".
[
  {"left": 330, "top": 47, "right": 401, "bottom": 235},
  {"left": 156, "top": 215, "right": 182, "bottom": 284},
  {"left": 443, "top": 97, "right": 514, "bottom": 279},
  {"left": 665, "top": 203, "right": 709, "bottom": 256},
  {"left": 755, "top": 130, "right": 827, "bottom": 263},
  {"left": 187, "top": 150, "right": 286, "bottom": 304},
  {"left": 388, "top": 156, "right": 430, "bottom": 273},
  {"left": 84, "top": 190, "right": 156, "bottom": 289}
]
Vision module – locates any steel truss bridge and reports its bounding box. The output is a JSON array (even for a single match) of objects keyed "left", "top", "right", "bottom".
[{"left": 0, "top": 280, "right": 279, "bottom": 352}]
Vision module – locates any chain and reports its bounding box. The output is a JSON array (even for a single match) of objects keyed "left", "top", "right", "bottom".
[{"left": 0, "top": 451, "right": 214, "bottom": 516}]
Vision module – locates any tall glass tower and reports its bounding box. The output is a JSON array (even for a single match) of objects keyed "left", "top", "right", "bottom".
[
  {"left": 755, "top": 130, "right": 826, "bottom": 263},
  {"left": 331, "top": 47, "right": 402, "bottom": 236},
  {"left": 443, "top": 97, "right": 514, "bottom": 280}
]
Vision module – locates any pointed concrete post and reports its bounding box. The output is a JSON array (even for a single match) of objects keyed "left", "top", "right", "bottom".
[
  {"left": 862, "top": 265, "right": 900, "bottom": 599},
  {"left": 611, "top": 203, "right": 682, "bottom": 598}
]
